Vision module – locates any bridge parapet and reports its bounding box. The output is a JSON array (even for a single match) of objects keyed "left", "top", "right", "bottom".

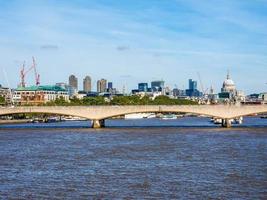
[{"left": 1, "top": 105, "right": 267, "bottom": 128}]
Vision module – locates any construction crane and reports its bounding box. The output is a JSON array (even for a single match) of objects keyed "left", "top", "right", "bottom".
[
  {"left": 32, "top": 57, "right": 40, "bottom": 86},
  {"left": 197, "top": 72, "right": 208, "bottom": 95},
  {"left": 19, "top": 57, "right": 40, "bottom": 87}
]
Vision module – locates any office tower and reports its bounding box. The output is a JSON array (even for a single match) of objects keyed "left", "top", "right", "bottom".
[
  {"left": 108, "top": 82, "right": 113, "bottom": 89},
  {"left": 189, "top": 79, "right": 197, "bottom": 90},
  {"left": 186, "top": 79, "right": 202, "bottom": 97},
  {"left": 138, "top": 83, "right": 148, "bottom": 92},
  {"left": 69, "top": 75, "right": 78, "bottom": 90},
  {"left": 97, "top": 79, "right": 107, "bottom": 93},
  {"left": 83, "top": 76, "right": 92, "bottom": 92},
  {"left": 151, "top": 80, "right": 164, "bottom": 92}
]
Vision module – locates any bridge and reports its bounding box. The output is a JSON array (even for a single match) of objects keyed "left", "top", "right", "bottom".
[{"left": 1, "top": 105, "right": 267, "bottom": 128}]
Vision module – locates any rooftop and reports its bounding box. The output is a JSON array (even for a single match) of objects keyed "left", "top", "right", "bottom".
[{"left": 16, "top": 85, "right": 67, "bottom": 92}]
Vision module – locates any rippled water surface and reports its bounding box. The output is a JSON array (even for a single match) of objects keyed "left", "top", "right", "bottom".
[{"left": 0, "top": 117, "right": 267, "bottom": 199}]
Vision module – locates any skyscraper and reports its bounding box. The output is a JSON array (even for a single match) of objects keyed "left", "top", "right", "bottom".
[
  {"left": 186, "top": 79, "right": 201, "bottom": 97},
  {"left": 69, "top": 75, "right": 78, "bottom": 90},
  {"left": 97, "top": 79, "right": 107, "bottom": 93},
  {"left": 68, "top": 75, "right": 78, "bottom": 96},
  {"left": 83, "top": 76, "right": 92, "bottom": 92},
  {"left": 189, "top": 79, "right": 197, "bottom": 90},
  {"left": 108, "top": 82, "right": 113, "bottom": 89},
  {"left": 151, "top": 80, "right": 164, "bottom": 92}
]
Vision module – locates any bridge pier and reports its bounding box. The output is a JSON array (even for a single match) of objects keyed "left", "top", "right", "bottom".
[
  {"left": 92, "top": 119, "right": 105, "bottom": 128},
  {"left": 222, "top": 119, "right": 232, "bottom": 128}
]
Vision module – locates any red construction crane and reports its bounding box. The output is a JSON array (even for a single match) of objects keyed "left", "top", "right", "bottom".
[
  {"left": 19, "top": 56, "right": 40, "bottom": 87},
  {"left": 32, "top": 57, "right": 40, "bottom": 86}
]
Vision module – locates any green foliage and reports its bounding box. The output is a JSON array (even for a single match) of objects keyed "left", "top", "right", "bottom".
[
  {"left": 110, "top": 95, "right": 197, "bottom": 105},
  {"left": 0, "top": 96, "right": 5, "bottom": 105},
  {"left": 42, "top": 95, "right": 197, "bottom": 106},
  {"left": 82, "top": 97, "right": 107, "bottom": 105},
  {"left": 110, "top": 95, "right": 142, "bottom": 105},
  {"left": 69, "top": 96, "right": 82, "bottom": 105},
  {"left": 152, "top": 95, "right": 198, "bottom": 105},
  {"left": 45, "top": 96, "right": 69, "bottom": 106}
]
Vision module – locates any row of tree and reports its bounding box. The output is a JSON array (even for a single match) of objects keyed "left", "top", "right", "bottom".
[{"left": 44, "top": 95, "right": 198, "bottom": 106}]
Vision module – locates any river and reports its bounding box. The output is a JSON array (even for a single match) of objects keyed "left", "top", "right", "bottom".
[{"left": 0, "top": 117, "right": 267, "bottom": 199}]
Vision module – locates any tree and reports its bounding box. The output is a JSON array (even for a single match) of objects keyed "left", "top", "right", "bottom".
[
  {"left": 54, "top": 96, "right": 68, "bottom": 106},
  {"left": 152, "top": 95, "right": 198, "bottom": 105},
  {"left": 0, "top": 96, "right": 5, "bottom": 105},
  {"left": 69, "top": 96, "right": 82, "bottom": 105},
  {"left": 82, "top": 97, "right": 106, "bottom": 105}
]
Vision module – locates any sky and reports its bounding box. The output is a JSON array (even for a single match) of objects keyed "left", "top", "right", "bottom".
[{"left": 0, "top": 0, "right": 266, "bottom": 94}]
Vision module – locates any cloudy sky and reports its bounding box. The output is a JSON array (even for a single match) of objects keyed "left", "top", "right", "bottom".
[{"left": 0, "top": 0, "right": 266, "bottom": 94}]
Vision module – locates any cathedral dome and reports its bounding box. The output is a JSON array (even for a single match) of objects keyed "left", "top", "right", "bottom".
[
  {"left": 221, "top": 72, "right": 236, "bottom": 92},
  {"left": 223, "top": 78, "right": 235, "bottom": 87}
]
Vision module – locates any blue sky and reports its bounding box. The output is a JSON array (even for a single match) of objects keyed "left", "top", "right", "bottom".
[{"left": 0, "top": 0, "right": 267, "bottom": 93}]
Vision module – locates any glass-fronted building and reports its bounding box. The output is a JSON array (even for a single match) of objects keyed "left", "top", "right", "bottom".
[
  {"left": 151, "top": 81, "right": 164, "bottom": 92},
  {"left": 138, "top": 83, "right": 148, "bottom": 92}
]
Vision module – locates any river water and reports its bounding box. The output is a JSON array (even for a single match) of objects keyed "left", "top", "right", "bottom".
[{"left": 0, "top": 117, "right": 267, "bottom": 199}]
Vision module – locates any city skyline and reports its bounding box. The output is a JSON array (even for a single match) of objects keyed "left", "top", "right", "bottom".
[{"left": 0, "top": 0, "right": 266, "bottom": 94}]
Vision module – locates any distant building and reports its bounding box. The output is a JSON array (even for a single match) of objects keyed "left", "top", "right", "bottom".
[
  {"left": 97, "top": 79, "right": 107, "bottom": 93},
  {"left": 164, "top": 86, "right": 172, "bottom": 96},
  {"left": 173, "top": 88, "right": 186, "bottom": 97},
  {"left": 186, "top": 79, "right": 202, "bottom": 97},
  {"left": 0, "top": 84, "right": 11, "bottom": 104},
  {"left": 56, "top": 82, "right": 68, "bottom": 90},
  {"left": 68, "top": 75, "right": 78, "bottom": 96},
  {"left": 69, "top": 75, "right": 78, "bottom": 90},
  {"left": 77, "top": 91, "right": 87, "bottom": 99},
  {"left": 83, "top": 76, "right": 92, "bottom": 93},
  {"left": 259, "top": 93, "right": 267, "bottom": 102},
  {"left": 131, "top": 89, "right": 140, "bottom": 95},
  {"left": 218, "top": 72, "right": 245, "bottom": 103},
  {"left": 189, "top": 79, "right": 197, "bottom": 90},
  {"left": 86, "top": 91, "right": 99, "bottom": 97},
  {"left": 108, "top": 82, "right": 113, "bottom": 89},
  {"left": 151, "top": 80, "right": 164, "bottom": 92},
  {"left": 13, "top": 85, "right": 69, "bottom": 105},
  {"left": 138, "top": 83, "right": 148, "bottom": 92},
  {"left": 107, "top": 82, "right": 117, "bottom": 94},
  {"left": 244, "top": 93, "right": 266, "bottom": 105}
]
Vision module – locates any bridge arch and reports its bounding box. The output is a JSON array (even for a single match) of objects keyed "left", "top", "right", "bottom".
[
  {"left": 229, "top": 110, "right": 267, "bottom": 119},
  {"left": 98, "top": 109, "right": 223, "bottom": 120},
  {"left": 0, "top": 109, "right": 93, "bottom": 121}
]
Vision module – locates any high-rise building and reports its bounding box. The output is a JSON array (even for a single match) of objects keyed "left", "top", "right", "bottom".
[
  {"left": 97, "top": 79, "right": 107, "bottom": 93},
  {"left": 107, "top": 82, "right": 117, "bottom": 94},
  {"left": 186, "top": 79, "right": 201, "bottom": 97},
  {"left": 138, "top": 83, "right": 148, "bottom": 92},
  {"left": 108, "top": 82, "right": 113, "bottom": 89},
  {"left": 69, "top": 75, "right": 78, "bottom": 90},
  {"left": 151, "top": 80, "right": 164, "bottom": 92},
  {"left": 189, "top": 79, "right": 197, "bottom": 90},
  {"left": 83, "top": 76, "right": 92, "bottom": 93}
]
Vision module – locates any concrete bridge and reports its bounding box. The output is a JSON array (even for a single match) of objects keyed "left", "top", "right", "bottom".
[{"left": 1, "top": 105, "right": 267, "bottom": 128}]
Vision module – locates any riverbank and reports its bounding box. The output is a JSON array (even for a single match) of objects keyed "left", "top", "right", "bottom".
[{"left": 0, "top": 119, "right": 29, "bottom": 124}]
